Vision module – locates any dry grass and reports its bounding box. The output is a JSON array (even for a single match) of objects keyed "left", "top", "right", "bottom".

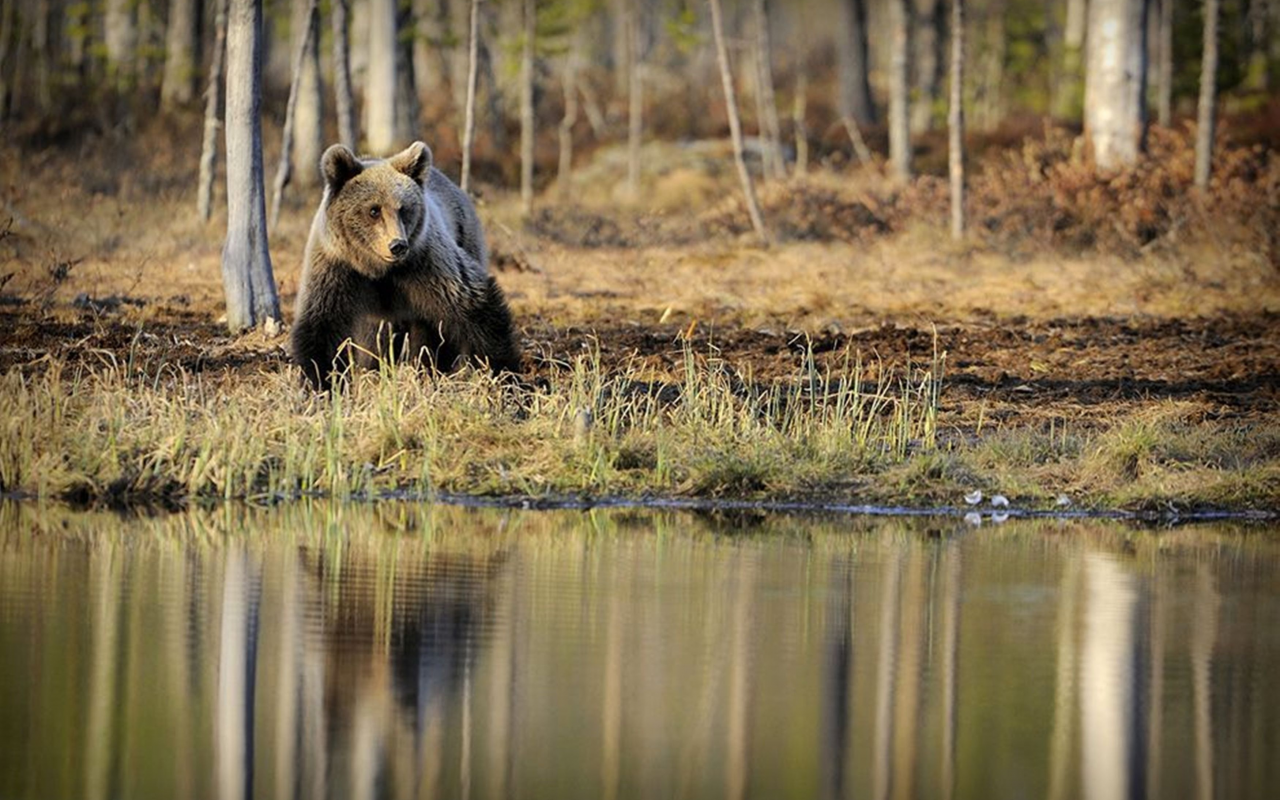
[{"left": 0, "top": 339, "right": 944, "bottom": 506}]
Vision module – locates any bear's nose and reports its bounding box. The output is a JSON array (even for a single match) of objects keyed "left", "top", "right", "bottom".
[{"left": 389, "top": 239, "right": 408, "bottom": 258}]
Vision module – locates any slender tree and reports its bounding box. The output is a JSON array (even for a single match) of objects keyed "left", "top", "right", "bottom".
[
  {"left": 752, "top": 0, "right": 785, "bottom": 180},
  {"left": 888, "top": 0, "right": 913, "bottom": 179},
  {"left": 161, "top": 0, "right": 202, "bottom": 109},
  {"left": 332, "top": 0, "right": 357, "bottom": 149},
  {"left": 270, "top": 0, "right": 321, "bottom": 230},
  {"left": 1085, "top": 0, "right": 1149, "bottom": 171},
  {"left": 0, "top": 0, "right": 16, "bottom": 120},
  {"left": 365, "top": 0, "right": 400, "bottom": 154},
  {"left": 105, "top": 0, "right": 138, "bottom": 89},
  {"left": 626, "top": 0, "right": 643, "bottom": 198},
  {"left": 949, "top": 0, "right": 966, "bottom": 239},
  {"left": 558, "top": 31, "right": 581, "bottom": 198},
  {"left": 1156, "top": 0, "right": 1174, "bottom": 126},
  {"left": 793, "top": 68, "right": 809, "bottom": 175},
  {"left": 837, "top": 0, "right": 875, "bottom": 125},
  {"left": 708, "top": 0, "right": 770, "bottom": 246},
  {"left": 1054, "top": 0, "right": 1088, "bottom": 120},
  {"left": 291, "top": 0, "right": 324, "bottom": 188},
  {"left": 1195, "top": 0, "right": 1220, "bottom": 188},
  {"left": 461, "top": 0, "right": 481, "bottom": 192},
  {"left": 222, "top": 0, "right": 280, "bottom": 333},
  {"left": 198, "top": 0, "right": 230, "bottom": 221},
  {"left": 911, "top": 0, "right": 945, "bottom": 133},
  {"left": 520, "top": 0, "right": 536, "bottom": 213}
]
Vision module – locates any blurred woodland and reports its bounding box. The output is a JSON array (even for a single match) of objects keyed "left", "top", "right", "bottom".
[
  {"left": 1, "top": 0, "right": 1278, "bottom": 325},
  {"left": 2, "top": 0, "right": 1277, "bottom": 183}
]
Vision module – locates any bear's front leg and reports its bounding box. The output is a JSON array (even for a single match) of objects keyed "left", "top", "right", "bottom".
[{"left": 291, "top": 270, "right": 375, "bottom": 390}]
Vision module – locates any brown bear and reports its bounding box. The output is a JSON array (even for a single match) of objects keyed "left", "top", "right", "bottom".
[{"left": 291, "top": 141, "right": 520, "bottom": 389}]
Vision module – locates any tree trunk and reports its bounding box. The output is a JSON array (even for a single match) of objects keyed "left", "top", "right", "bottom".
[
  {"left": 708, "top": 0, "right": 770, "bottom": 246},
  {"left": 461, "top": 0, "right": 480, "bottom": 192},
  {"left": 1155, "top": 0, "right": 1173, "bottom": 125},
  {"left": 837, "top": 0, "right": 876, "bottom": 125},
  {"left": 395, "top": 0, "right": 420, "bottom": 141},
  {"left": 752, "top": 0, "right": 785, "bottom": 180},
  {"left": 1085, "top": 0, "right": 1149, "bottom": 171},
  {"left": 558, "top": 36, "right": 580, "bottom": 198},
  {"left": 0, "top": 0, "right": 12, "bottom": 121},
  {"left": 889, "top": 0, "right": 912, "bottom": 180},
  {"left": 911, "top": 0, "right": 945, "bottom": 133},
  {"left": 105, "top": 0, "right": 138, "bottom": 89},
  {"left": 950, "top": 0, "right": 966, "bottom": 240},
  {"left": 291, "top": 0, "right": 323, "bottom": 189},
  {"left": 270, "top": 0, "right": 320, "bottom": 230},
  {"left": 222, "top": 0, "right": 280, "bottom": 333},
  {"left": 161, "top": 0, "right": 202, "bottom": 109},
  {"left": 365, "top": 0, "right": 400, "bottom": 155},
  {"left": 975, "top": 2, "right": 1006, "bottom": 131},
  {"left": 793, "top": 68, "right": 809, "bottom": 175},
  {"left": 1195, "top": 0, "right": 1220, "bottom": 189},
  {"left": 31, "top": 0, "right": 51, "bottom": 112},
  {"left": 1055, "top": 0, "right": 1088, "bottom": 119},
  {"left": 332, "top": 0, "right": 357, "bottom": 150},
  {"left": 626, "top": 0, "right": 643, "bottom": 198},
  {"left": 66, "top": 0, "right": 90, "bottom": 80},
  {"left": 520, "top": 0, "right": 535, "bottom": 214},
  {"left": 199, "top": 0, "right": 229, "bottom": 222}
]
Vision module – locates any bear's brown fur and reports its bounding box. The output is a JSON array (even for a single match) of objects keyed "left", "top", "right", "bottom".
[{"left": 291, "top": 141, "right": 520, "bottom": 389}]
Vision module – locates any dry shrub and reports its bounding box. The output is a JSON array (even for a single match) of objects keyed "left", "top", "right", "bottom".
[
  {"left": 953, "top": 125, "right": 1279, "bottom": 261},
  {"left": 699, "top": 179, "right": 890, "bottom": 243}
]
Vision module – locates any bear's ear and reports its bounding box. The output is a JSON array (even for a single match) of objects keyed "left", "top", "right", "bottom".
[
  {"left": 389, "top": 141, "right": 433, "bottom": 185},
  {"left": 321, "top": 144, "right": 363, "bottom": 193}
]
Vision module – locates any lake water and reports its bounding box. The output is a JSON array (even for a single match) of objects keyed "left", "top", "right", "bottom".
[{"left": 1, "top": 501, "right": 1277, "bottom": 800}]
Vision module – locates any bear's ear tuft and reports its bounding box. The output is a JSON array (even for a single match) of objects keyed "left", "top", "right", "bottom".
[
  {"left": 321, "top": 145, "right": 363, "bottom": 193},
  {"left": 390, "top": 141, "right": 433, "bottom": 185}
]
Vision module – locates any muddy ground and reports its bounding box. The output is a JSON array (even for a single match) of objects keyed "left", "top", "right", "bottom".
[{"left": 4, "top": 299, "right": 1277, "bottom": 439}]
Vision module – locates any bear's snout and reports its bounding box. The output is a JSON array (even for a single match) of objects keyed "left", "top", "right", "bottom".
[{"left": 389, "top": 239, "right": 409, "bottom": 258}]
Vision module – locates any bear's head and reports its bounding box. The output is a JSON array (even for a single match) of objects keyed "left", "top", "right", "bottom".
[{"left": 320, "top": 141, "right": 433, "bottom": 279}]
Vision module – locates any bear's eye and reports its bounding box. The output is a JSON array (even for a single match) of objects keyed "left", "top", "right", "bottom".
[{"left": 369, "top": 205, "right": 381, "bottom": 219}]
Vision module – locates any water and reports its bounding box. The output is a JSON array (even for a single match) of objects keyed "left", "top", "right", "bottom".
[{"left": 1, "top": 502, "right": 1277, "bottom": 800}]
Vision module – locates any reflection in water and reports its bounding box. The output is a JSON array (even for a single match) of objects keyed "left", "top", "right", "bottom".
[{"left": 1, "top": 503, "right": 1279, "bottom": 800}]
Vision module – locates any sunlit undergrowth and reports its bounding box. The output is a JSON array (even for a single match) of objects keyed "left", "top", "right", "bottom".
[
  {"left": 2, "top": 345, "right": 1277, "bottom": 512},
  {"left": 0, "top": 340, "right": 943, "bottom": 506}
]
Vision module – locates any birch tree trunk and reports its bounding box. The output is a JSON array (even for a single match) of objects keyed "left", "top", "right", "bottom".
[
  {"left": 708, "top": 0, "right": 770, "bottom": 246},
  {"left": 752, "top": 0, "right": 785, "bottom": 180},
  {"left": 199, "top": 0, "right": 229, "bottom": 221},
  {"left": 519, "top": 0, "right": 535, "bottom": 214},
  {"left": 161, "top": 0, "right": 202, "bottom": 109},
  {"left": 889, "top": 0, "right": 913, "bottom": 180},
  {"left": 332, "top": 0, "right": 357, "bottom": 150},
  {"left": 365, "top": 0, "right": 400, "bottom": 155},
  {"left": 1195, "top": 0, "right": 1220, "bottom": 188},
  {"left": 837, "top": 0, "right": 876, "bottom": 125},
  {"left": 222, "top": 0, "right": 281, "bottom": 333},
  {"left": 1085, "top": 0, "right": 1149, "bottom": 171},
  {"left": 950, "top": 0, "right": 966, "bottom": 239},
  {"left": 1056, "top": 0, "right": 1088, "bottom": 119},
  {"left": 626, "top": 0, "right": 643, "bottom": 198},
  {"left": 105, "top": 0, "right": 138, "bottom": 89},
  {"left": 1155, "top": 0, "right": 1173, "bottom": 125},
  {"left": 291, "top": 0, "right": 323, "bottom": 188},
  {"left": 558, "top": 37, "right": 580, "bottom": 198},
  {"left": 0, "top": 0, "right": 12, "bottom": 120},
  {"left": 270, "top": 0, "right": 320, "bottom": 229},
  {"left": 461, "top": 0, "right": 480, "bottom": 192},
  {"left": 911, "top": 0, "right": 945, "bottom": 133}
]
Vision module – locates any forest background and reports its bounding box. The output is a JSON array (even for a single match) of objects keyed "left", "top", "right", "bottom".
[{"left": 0, "top": 0, "right": 1278, "bottom": 512}]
